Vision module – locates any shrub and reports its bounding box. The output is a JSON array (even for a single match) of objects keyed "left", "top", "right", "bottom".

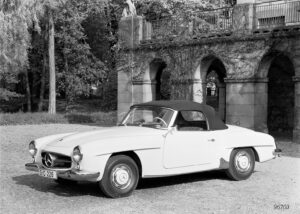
[
  {"left": 0, "top": 113, "right": 68, "bottom": 125},
  {"left": 0, "top": 111, "right": 117, "bottom": 126},
  {"left": 66, "top": 111, "right": 117, "bottom": 126}
]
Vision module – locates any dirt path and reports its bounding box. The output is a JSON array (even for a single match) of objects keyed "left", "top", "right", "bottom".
[{"left": 1, "top": 125, "right": 299, "bottom": 214}]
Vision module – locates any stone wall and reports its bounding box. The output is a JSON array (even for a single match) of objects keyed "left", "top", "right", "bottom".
[
  {"left": 117, "top": 8, "right": 300, "bottom": 143},
  {"left": 117, "top": 31, "right": 300, "bottom": 143}
]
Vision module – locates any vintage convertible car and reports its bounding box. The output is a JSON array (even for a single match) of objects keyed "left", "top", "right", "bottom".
[{"left": 25, "top": 100, "right": 281, "bottom": 198}]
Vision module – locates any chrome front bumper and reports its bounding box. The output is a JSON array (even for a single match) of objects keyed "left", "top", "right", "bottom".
[{"left": 25, "top": 163, "right": 100, "bottom": 181}]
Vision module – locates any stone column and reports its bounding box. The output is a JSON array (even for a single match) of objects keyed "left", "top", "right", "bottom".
[
  {"left": 192, "top": 79, "right": 206, "bottom": 104},
  {"left": 225, "top": 78, "right": 255, "bottom": 129},
  {"left": 132, "top": 80, "right": 157, "bottom": 103},
  {"left": 118, "top": 71, "right": 132, "bottom": 122},
  {"left": 143, "top": 20, "right": 152, "bottom": 40},
  {"left": 293, "top": 76, "right": 300, "bottom": 144},
  {"left": 224, "top": 78, "right": 268, "bottom": 131},
  {"left": 232, "top": 3, "right": 255, "bottom": 35},
  {"left": 131, "top": 80, "right": 144, "bottom": 105},
  {"left": 218, "top": 83, "right": 226, "bottom": 121},
  {"left": 254, "top": 78, "right": 268, "bottom": 133},
  {"left": 118, "top": 16, "right": 144, "bottom": 48}
]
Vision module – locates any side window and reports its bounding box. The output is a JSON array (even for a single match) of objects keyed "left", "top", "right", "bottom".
[
  {"left": 175, "top": 111, "right": 208, "bottom": 131},
  {"left": 181, "top": 111, "right": 206, "bottom": 122}
]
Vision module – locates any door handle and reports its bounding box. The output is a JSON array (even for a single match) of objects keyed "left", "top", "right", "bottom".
[{"left": 208, "top": 139, "right": 215, "bottom": 142}]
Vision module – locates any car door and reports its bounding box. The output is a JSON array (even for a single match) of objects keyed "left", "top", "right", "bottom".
[{"left": 163, "top": 110, "right": 217, "bottom": 169}]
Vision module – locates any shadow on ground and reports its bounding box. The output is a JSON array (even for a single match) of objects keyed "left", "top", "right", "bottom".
[
  {"left": 13, "top": 170, "right": 231, "bottom": 197},
  {"left": 12, "top": 174, "right": 104, "bottom": 197},
  {"left": 137, "top": 170, "right": 229, "bottom": 189}
]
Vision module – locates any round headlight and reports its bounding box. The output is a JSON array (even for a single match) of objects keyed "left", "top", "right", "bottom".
[
  {"left": 29, "top": 141, "right": 37, "bottom": 157},
  {"left": 72, "top": 146, "right": 83, "bottom": 163}
]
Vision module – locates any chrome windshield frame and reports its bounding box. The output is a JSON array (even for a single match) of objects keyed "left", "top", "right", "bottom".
[{"left": 120, "top": 106, "right": 176, "bottom": 129}]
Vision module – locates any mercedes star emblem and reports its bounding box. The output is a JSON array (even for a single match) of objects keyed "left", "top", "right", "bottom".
[{"left": 45, "top": 153, "right": 54, "bottom": 168}]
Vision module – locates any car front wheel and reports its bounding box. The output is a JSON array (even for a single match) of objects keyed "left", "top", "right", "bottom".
[
  {"left": 99, "top": 155, "right": 139, "bottom": 198},
  {"left": 225, "top": 148, "right": 255, "bottom": 181}
]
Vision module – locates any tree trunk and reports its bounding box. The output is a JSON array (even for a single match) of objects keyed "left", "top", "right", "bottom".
[
  {"left": 48, "top": 8, "right": 56, "bottom": 114},
  {"left": 38, "top": 28, "right": 48, "bottom": 112},
  {"left": 64, "top": 53, "right": 72, "bottom": 105},
  {"left": 25, "top": 70, "right": 31, "bottom": 112},
  {"left": 38, "top": 47, "right": 47, "bottom": 112}
]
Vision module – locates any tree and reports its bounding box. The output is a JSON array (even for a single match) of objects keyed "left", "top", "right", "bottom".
[
  {"left": 54, "top": 0, "right": 106, "bottom": 103},
  {"left": 0, "top": 0, "right": 51, "bottom": 112},
  {"left": 0, "top": 0, "right": 37, "bottom": 102},
  {"left": 47, "top": 6, "right": 56, "bottom": 113},
  {"left": 38, "top": 27, "right": 48, "bottom": 112}
]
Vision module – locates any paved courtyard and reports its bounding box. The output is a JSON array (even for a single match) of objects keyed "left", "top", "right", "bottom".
[{"left": 0, "top": 124, "right": 299, "bottom": 214}]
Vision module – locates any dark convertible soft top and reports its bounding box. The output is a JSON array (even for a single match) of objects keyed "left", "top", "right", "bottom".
[{"left": 132, "top": 100, "right": 228, "bottom": 130}]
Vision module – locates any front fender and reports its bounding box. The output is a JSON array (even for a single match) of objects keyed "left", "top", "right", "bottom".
[
  {"left": 80, "top": 135, "right": 164, "bottom": 157},
  {"left": 79, "top": 153, "right": 111, "bottom": 181},
  {"left": 79, "top": 135, "right": 164, "bottom": 180}
]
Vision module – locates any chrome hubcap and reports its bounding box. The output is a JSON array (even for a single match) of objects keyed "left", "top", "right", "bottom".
[
  {"left": 235, "top": 152, "right": 251, "bottom": 172},
  {"left": 111, "top": 164, "right": 132, "bottom": 189}
]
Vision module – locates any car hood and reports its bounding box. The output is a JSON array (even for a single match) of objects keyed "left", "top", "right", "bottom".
[{"left": 45, "top": 126, "right": 165, "bottom": 149}]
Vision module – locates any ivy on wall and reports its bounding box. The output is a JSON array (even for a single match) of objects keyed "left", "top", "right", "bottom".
[{"left": 118, "top": 35, "right": 283, "bottom": 99}]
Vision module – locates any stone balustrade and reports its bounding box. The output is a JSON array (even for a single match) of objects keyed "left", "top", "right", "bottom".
[{"left": 118, "top": 0, "right": 300, "bottom": 49}]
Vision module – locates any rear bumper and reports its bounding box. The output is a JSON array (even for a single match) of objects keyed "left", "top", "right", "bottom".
[
  {"left": 273, "top": 148, "right": 282, "bottom": 157},
  {"left": 25, "top": 163, "right": 100, "bottom": 181}
]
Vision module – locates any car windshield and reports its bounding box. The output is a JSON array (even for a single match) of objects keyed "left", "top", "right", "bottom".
[{"left": 121, "top": 107, "right": 174, "bottom": 129}]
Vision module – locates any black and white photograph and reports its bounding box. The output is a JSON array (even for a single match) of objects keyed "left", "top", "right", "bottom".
[{"left": 0, "top": 0, "right": 299, "bottom": 213}]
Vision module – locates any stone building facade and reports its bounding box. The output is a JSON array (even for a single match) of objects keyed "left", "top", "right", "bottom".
[{"left": 117, "top": 0, "right": 300, "bottom": 143}]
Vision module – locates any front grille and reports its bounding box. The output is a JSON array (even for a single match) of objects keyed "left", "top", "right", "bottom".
[{"left": 41, "top": 152, "right": 72, "bottom": 169}]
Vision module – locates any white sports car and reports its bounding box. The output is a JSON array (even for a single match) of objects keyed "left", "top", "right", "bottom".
[{"left": 25, "top": 100, "right": 281, "bottom": 198}]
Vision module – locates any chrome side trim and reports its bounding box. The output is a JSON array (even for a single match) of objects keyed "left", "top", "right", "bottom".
[
  {"left": 95, "top": 147, "right": 161, "bottom": 157},
  {"left": 226, "top": 145, "right": 275, "bottom": 149}
]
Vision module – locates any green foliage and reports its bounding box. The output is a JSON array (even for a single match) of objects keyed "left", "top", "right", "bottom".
[
  {"left": 0, "top": 88, "right": 23, "bottom": 101},
  {"left": 81, "top": 0, "right": 124, "bottom": 111},
  {"left": 54, "top": 0, "right": 108, "bottom": 101},
  {"left": 0, "top": 0, "right": 35, "bottom": 100},
  {"left": 0, "top": 0, "right": 232, "bottom": 112},
  {"left": 135, "top": 0, "right": 225, "bottom": 21},
  {"left": 136, "top": 0, "right": 171, "bottom": 20},
  {"left": 1, "top": 0, "right": 112, "bottom": 110},
  {"left": 66, "top": 111, "right": 117, "bottom": 126}
]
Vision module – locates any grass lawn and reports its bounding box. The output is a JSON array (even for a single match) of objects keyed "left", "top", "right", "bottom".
[
  {"left": 0, "top": 111, "right": 117, "bottom": 126},
  {"left": 0, "top": 98, "right": 117, "bottom": 126}
]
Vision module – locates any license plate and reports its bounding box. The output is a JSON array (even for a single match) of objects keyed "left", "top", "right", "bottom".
[{"left": 39, "top": 169, "right": 57, "bottom": 179}]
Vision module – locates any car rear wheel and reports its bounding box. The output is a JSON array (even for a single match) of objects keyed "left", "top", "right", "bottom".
[
  {"left": 225, "top": 148, "right": 255, "bottom": 181},
  {"left": 99, "top": 155, "right": 139, "bottom": 198}
]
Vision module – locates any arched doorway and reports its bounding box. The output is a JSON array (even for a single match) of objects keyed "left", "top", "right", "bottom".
[
  {"left": 201, "top": 56, "right": 226, "bottom": 121},
  {"left": 267, "top": 54, "right": 295, "bottom": 139},
  {"left": 149, "top": 59, "right": 170, "bottom": 100}
]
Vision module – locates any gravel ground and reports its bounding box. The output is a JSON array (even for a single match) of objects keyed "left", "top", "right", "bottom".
[{"left": 0, "top": 124, "right": 300, "bottom": 214}]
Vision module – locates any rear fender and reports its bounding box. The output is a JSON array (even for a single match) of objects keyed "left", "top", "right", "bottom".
[{"left": 253, "top": 146, "right": 276, "bottom": 162}]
